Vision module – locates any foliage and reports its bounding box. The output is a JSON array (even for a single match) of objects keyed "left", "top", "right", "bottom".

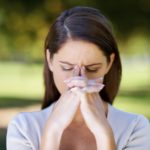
[{"left": 0, "top": 0, "right": 150, "bottom": 61}]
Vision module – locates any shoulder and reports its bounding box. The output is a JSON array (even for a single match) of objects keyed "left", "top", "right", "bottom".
[
  {"left": 108, "top": 104, "right": 150, "bottom": 149},
  {"left": 6, "top": 102, "right": 55, "bottom": 149},
  {"left": 109, "top": 104, "right": 150, "bottom": 128},
  {"left": 8, "top": 103, "right": 53, "bottom": 128},
  {"left": 7, "top": 102, "right": 55, "bottom": 131}
]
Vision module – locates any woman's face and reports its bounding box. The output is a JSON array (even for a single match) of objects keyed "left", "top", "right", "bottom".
[{"left": 47, "top": 39, "right": 114, "bottom": 94}]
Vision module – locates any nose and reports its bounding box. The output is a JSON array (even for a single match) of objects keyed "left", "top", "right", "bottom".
[
  {"left": 79, "top": 68, "right": 81, "bottom": 76},
  {"left": 73, "top": 65, "right": 85, "bottom": 76}
]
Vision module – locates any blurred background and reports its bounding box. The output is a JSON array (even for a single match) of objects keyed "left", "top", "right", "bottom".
[{"left": 0, "top": 0, "right": 150, "bottom": 149}]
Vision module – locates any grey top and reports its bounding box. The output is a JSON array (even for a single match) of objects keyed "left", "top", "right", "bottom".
[{"left": 6, "top": 102, "right": 150, "bottom": 150}]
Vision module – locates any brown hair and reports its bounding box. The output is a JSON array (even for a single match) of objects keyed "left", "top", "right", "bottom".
[{"left": 42, "top": 6, "right": 122, "bottom": 109}]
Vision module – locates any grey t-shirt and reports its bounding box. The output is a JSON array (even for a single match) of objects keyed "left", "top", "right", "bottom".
[{"left": 6, "top": 102, "right": 150, "bottom": 150}]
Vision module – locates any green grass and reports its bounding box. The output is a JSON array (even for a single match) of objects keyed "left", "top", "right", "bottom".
[
  {"left": 0, "top": 62, "right": 44, "bottom": 98},
  {"left": 114, "top": 94, "right": 150, "bottom": 119},
  {"left": 0, "top": 62, "right": 43, "bottom": 150},
  {"left": 114, "top": 61, "right": 150, "bottom": 119},
  {"left": 121, "top": 64, "right": 150, "bottom": 90}
]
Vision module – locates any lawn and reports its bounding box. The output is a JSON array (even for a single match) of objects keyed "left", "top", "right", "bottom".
[
  {"left": 0, "top": 60, "right": 150, "bottom": 150},
  {"left": 114, "top": 60, "right": 150, "bottom": 119},
  {"left": 0, "top": 62, "right": 43, "bottom": 99}
]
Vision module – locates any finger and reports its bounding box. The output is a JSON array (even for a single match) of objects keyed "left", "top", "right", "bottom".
[
  {"left": 82, "top": 84, "right": 105, "bottom": 93},
  {"left": 87, "top": 80, "right": 103, "bottom": 86},
  {"left": 94, "top": 77, "right": 104, "bottom": 83},
  {"left": 63, "top": 66, "right": 81, "bottom": 84},
  {"left": 81, "top": 66, "right": 86, "bottom": 78},
  {"left": 70, "top": 83, "right": 104, "bottom": 95},
  {"left": 88, "top": 77, "right": 104, "bottom": 84},
  {"left": 70, "top": 87, "right": 84, "bottom": 96},
  {"left": 65, "top": 79, "right": 87, "bottom": 88},
  {"left": 64, "top": 76, "right": 85, "bottom": 83},
  {"left": 81, "top": 66, "right": 88, "bottom": 85},
  {"left": 73, "top": 65, "right": 80, "bottom": 76}
]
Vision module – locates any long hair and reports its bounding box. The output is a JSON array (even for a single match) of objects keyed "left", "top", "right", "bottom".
[{"left": 42, "top": 6, "right": 122, "bottom": 109}]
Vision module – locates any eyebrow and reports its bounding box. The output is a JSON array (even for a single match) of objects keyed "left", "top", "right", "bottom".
[{"left": 59, "top": 61, "right": 102, "bottom": 67}]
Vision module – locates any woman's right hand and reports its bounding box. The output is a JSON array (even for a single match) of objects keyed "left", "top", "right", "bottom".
[
  {"left": 45, "top": 65, "right": 82, "bottom": 131},
  {"left": 40, "top": 66, "right": 81, "bottom": 150},
  {"left": 40, "top": 90, "right": 80, "bottom": 150},
  {"left": 46, "top": 89, "right": 80, "bottom": 131}
]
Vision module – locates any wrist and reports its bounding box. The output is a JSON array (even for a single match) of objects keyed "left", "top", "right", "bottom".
[
  {"left": 47, "top": 121, "right": 64, "bottom": 139},
  {"left": 94, "top": 127, "right": 116, "bottom": 150},
  {"left": 40, "top": 122, "right": 64, "bottom": 150}
]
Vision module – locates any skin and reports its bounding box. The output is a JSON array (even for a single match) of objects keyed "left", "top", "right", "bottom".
[
  {"left": 47, "top": 39, "right": 114, "bottom": 93},
  {"left": 40, "top": 39, "right": 116, "bottom": 150}
]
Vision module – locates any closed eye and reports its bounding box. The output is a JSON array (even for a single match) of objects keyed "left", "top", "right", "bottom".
[
  {"left": 60, "top": 66, "right": 74, "bottom": 71},
  {"left": 86, "top": 68, "right": 99, "bottom": 72},
  {"left": 60, "top": 66, "right": 99, "bottom": 73}
]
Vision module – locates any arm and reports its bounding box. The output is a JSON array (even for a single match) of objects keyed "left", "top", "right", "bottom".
[
  {"left": 40, "top": 123, "right": 64, "bottom": 150},
  {"left": 94, "top": 125, "right": 116, "bottom": 150},
  {"left": 6, "top": 115, "right": 32, "bottom": 150},
  {"left": 123, "top": 115, "right": 150, "bottom": 150},
  {"left": 65, "top": 67, "right": 116, "bottom": 150},
  {"left": 8, "top": 67, "right": 80, "bottom": 150},
  {"left": 40, "top": 65, "right": 81, "bottom": 150}
]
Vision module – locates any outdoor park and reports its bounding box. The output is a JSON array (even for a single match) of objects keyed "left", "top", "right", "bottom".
[{"left": 0, "top": 0, "right": 150, "bottom": 150}]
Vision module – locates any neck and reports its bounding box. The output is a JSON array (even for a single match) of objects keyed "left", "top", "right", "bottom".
[{"left": 72, "top": 107, "right": 85, "bottom": 125}]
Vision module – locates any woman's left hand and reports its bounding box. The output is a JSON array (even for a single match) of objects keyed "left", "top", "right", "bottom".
[
  {"left": 64, "top": 67, "right": 116, "bottom": 150},
  {"left": 64, "top": 67, "right": 109, "bottom": 134}
]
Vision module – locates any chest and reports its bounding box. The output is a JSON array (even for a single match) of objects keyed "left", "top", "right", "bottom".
[{"left": 59, "top": 126, "right": 97, "bottom": 150}]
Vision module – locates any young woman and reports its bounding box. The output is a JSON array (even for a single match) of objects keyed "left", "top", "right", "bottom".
[{"left": 7, "top": 6, "right": 150, "bottom": 150}]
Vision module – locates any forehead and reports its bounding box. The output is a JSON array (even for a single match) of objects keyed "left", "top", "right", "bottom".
[{"left": 54, "top": 39, "right": 106, "bottom": 64}]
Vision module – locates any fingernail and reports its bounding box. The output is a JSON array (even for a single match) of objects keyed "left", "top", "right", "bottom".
[{"left": 81, "top": 66, "right": 85, "bottom": 76}]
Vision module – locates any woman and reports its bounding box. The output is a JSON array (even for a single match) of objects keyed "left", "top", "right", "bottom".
[{"left": 7, "top": 6, "right": 150, "bottom": 150}]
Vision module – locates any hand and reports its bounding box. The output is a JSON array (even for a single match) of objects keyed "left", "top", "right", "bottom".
[
  {"left": 47, "top": 90, "right": 80, "bottom": 130},
  {"left": 64, "top": 66, "right": 104, "bottom": 92},
  {"left": 45, "top": 66, "right": 82, "bottom": 132},
  {"left": 64, "top": 67, "right": 116, "bottom": 149},
  {"left": 40, "top": 67, "right": 82, "bottom": 150},
  {"left": 64, "top": 66, "right": 109, "bottom": 135}
]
